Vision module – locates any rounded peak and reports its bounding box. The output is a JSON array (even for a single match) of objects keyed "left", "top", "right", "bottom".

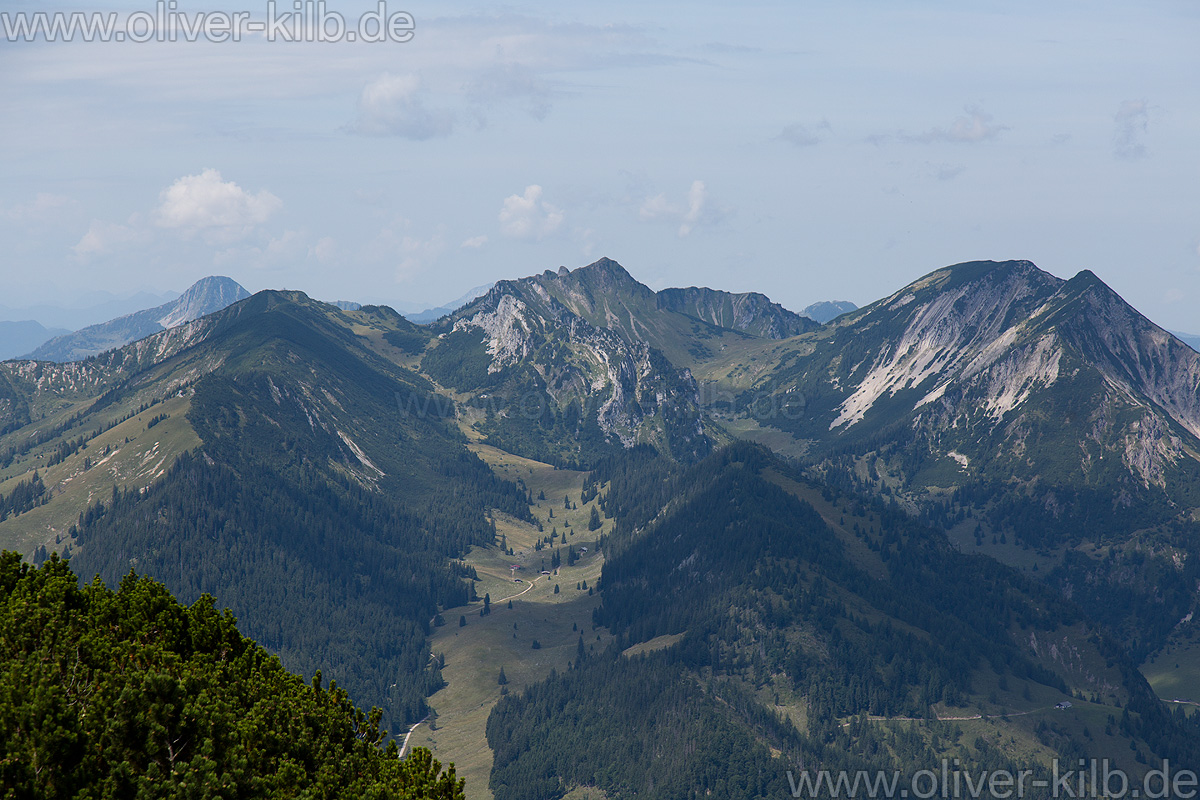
[
  {"left": 180, "top": 275, "right": 250, "bottom": 300},
  {"left": 941, "top": 259, "right": 1042, "bottom": 276},
  {"left": 913, "top": 259, "right": 1060, "bottom": 295}
]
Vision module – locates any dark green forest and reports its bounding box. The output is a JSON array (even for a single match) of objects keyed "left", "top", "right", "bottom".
[
  {"left": 0, "top": 552, "right": 464, "bottom": 799},
  {"left": 486, "top": 444, "right": 1200, "bottom": 798}
]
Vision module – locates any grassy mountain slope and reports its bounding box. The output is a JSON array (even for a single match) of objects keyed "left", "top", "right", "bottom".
[
  {"left": 486, "top": 444, "right": 1200, "bottom": 799},
  {"left": 404, "top": 443, "right": 615, "bottom": 800}
]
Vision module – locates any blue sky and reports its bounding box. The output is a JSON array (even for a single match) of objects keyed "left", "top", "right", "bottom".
[{"left": 2, "top": 0, "right": 1198, "bottom": 328}]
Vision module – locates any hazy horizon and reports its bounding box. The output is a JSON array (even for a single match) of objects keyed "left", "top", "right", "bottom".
[{"left": 3, "top": 1, "right": 1197, "bottom": 329}]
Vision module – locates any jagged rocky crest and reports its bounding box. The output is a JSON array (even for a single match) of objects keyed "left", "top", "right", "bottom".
[{"left": 427, "top": 258, "right": 817, "bottom": 462}]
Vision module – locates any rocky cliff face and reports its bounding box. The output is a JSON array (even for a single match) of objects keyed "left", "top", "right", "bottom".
[
  {"left": 656, "top": 286, "right": 816, "bottom": 339},
  {"left": 753, "top": 260, "right": 1200, "bottom": 492},
  {"left": 432, "top": 262, "right": 710, "bottom": 462},
  {"left": 157, "top": 276, "right": 251, "bottom": 329}
]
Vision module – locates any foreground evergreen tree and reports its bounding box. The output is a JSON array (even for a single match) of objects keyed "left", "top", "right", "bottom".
[{"left": 0, "top": 552, "right": 465, "bottom": 800}]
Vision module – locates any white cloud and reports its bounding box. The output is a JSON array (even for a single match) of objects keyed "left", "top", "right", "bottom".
[
  {"left": 364, "top": 218, "right": 449, "bottom": 281},
  {"left": 1113, "top": 99, "right": 1149, "bottom": 160},
  {"left": 679, "top": 180, "right": 709, "bottom": 237},
  {"left": 73, "top": 216, "right": 146, "bottom": 258},
  {"left": 349, "top": 73, "right": 455, "bottom": 139},
  {"left": 499, "top": 185, "right": 563, "bottom": 240},
  {"left": 312, "top": 236, "right": 337, "bottom": 263},
  {"left": 638, "top": 180, "right": 721, "bottom": 237},
  {"left": 638, "top": 193, "right": 674, "bottom": 221},
  {"left": 214, "top": 229, "right": 308, "bottom": 270},
  {"left": 3, "top": 192, "right": 72, "bottom": 222},
  {"left": 461, "top": 234, "right": 488, "bottom": 248},
  {"left": 927, "top": 163, "right": 966, "bottom": 181},
  {"left": 397, "top": 227, "right": 448, "bottom": 281},
  {"left": 354, "top": 189, "right": 388, "bottom": 206},
  {"left": 916, "top": 108, "right": 1007, "bottom": 143},
  {"left": 155, "top": 169, "right": 281, "bottom": 243}
]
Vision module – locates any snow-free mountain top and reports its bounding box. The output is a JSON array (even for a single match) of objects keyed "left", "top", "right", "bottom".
[
  {"left": 750, "top": 259, "right": 1200, "bottom": 497},
  {"left": 406, "top": 284, "right": 496, "bottom": 324},
  {"left": 800, "top": 299, "right": 857, "bottom": 323},
  {"left": 424, "top": 257, "right": 818, "bottom": 463},
  {"left": 26, "top": 276, "right": 250, "bottom": 363},
  {"left": 0, "top": 320, "right": 71, "bottom": 361}
]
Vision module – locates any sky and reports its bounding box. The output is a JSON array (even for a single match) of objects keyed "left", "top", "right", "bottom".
[{"left": 2, "top": 0, "right": 1198, "bottom": 328}]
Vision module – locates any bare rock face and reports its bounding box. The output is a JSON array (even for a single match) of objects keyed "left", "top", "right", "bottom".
[
  {"left": 432, "top": 257, "right": 813, "bottom": 462},
  {"left": 440, "top": 262, "right": 710, "bottom": 461},
  {"left": 656, "top": 286, "right": 817, "bottom": 339},
  {"left": 755, "top": 260, "right": 1200, "bottom": 491}
]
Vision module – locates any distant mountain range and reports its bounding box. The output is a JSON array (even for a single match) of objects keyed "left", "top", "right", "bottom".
[
  {"left": 800, "top": 299, "right": 857, "bottom": 323},
  {"left": 0, "top": 290, "right": 180, "bottom": 331},
  {"left": 424, "top": 258, "right": 820, "bottom": 463},
  {"left": 404, "top": 284, "right": 496, "bottom": 324},
  {"left": 0, "top": 320, "right": 71, "bottom": 361},
  {"left": 1170, "top": 329, "right": 1200, "bottom": 352},
  {"left": 26, "top": 276, "right": 250, "bottom": 362},
  {"left": 4, "top": 256, "right": 1200, "bottom": 794}
]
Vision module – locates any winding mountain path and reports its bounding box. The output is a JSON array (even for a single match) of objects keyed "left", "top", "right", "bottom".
[
  {"left": 497, "top": 574, "right": 539, "bottom": 603},
  {"left": 842, "top": 706, "right": 1053, "bottom": 727},
  {"left": 399, "top": 714, "right": 431, "bottom": 758}
]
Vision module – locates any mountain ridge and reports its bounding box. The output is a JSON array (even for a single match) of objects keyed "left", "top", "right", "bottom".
[
  {"left": 0, "top": 320, "right": 71, "bottom": 361},
  {"left": 4, "top": 257, "right": 1200, "bottom": 794},
  {"left": 26, "top": 276, "right": 250, "bottom": 362}
]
